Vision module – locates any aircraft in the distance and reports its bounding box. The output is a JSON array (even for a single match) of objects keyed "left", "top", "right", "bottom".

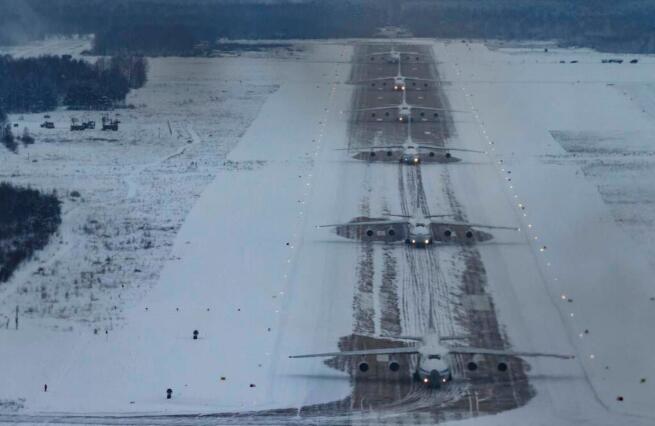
[
  {"left": 320, "top": 211, "right": 519, "bottom": 247},
  {"left": 341, "top": 120, "right": 484, "bottom": 164},
  {"left": 344, "top": 139, "right": 483, "bottom": 164},
  {"left": 290, "top": 334, "right": 574, "bottom": 389},
  {"left": 368, "top": 46, "right": 422, "bottom": 64},
  {"left": 355, "top": 61, "right": 440, "bottom": 91},
  {"left": 352, "top": 90, "right": 464, "bottom": 122}
]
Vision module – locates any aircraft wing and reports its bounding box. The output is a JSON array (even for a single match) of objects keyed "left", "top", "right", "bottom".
[
  {"left": 320, "top": 219, "right": 409, "bottom": 228},
  {"left": 352, "top": 77, "right": 394, "bottom": 84},
  {"left": 406, "top": 77, "right": 439, "bottom": 83},
  {"left": 343, "top": 145, "right": 404, "bottom": 151},
  {"left": 435, "top": 221, "right": 519, "bottom": 231},
  {"left": 369, "top": 51, "right": 421, "bottom": 57},
  {"left": 447, "top": 346, "right": 575, "bottom": 360},
  {"left": 368, "top": 52, "right": 403, "bottom": 57},
  {"left": 415, "top": 145, "right": 485, "bottom": 153},
  {"left": 353, "top": 105, "right": 399, "bottom": 112},
  {"left": 290, "top": 346, "right": 419, "bottom": 358},
  {"left": 411, "top": 105, "right": 468, "bottom": 113}
]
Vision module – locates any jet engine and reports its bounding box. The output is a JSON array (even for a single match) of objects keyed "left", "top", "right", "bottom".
[{"left": 467, "top": 354, "right": 485, "bottom": 371}]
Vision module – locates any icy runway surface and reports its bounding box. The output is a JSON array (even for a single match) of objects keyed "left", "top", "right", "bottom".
[{"left": 1, "top": 38, "right": 655, "bottom": 425}]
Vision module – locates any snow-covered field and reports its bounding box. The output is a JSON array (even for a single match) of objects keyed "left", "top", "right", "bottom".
[
  {"left": 0, "top": 40, "right": 283, "bottom": 330},
  {"left": 0, "top": 38, "right": 357, "bottom": 415},
  {"left": 0, "top": 35, "right": 92, "bottom": 59},
  {"left": 1, "top": 36, "right": 655, "bottom": 425}
]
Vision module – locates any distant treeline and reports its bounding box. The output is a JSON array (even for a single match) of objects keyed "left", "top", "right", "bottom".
[
  {"left": 0, "top": 55, "right": 147, "bottom": 113},
  {"left": 89, "top": 1, "right": 381, "bottom": 55},
  {"left": 2, "top": 123, "right": 36, "bottom": 153},
  {"left": 403, "top": 0, "right": 655, "bottom": 53},
  {"left": 0, "top": 183, "right": 62, "bottom": 283},
  {"left": 0, "top": 110, "right": 15, "bottom": 152},
  {"left": 2, "top": 0, "right": 655, "bottom": 54}
]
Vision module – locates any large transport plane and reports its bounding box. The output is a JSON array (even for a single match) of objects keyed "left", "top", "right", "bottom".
[
  {"left": 321, "top": 211, "right": 519, "bottom": 248},
  {"left": 351, "top": 90, "right": 465, "bottom": 122},
  {"left": 343, "top": 139, "right": 482, "bottom": 164},
  {"left": 290, "top": 334, "right": 574, "bottom": 389},
  {"left": 368, "top": 46, "right": 422, "bottom": 64},
  {"left": 355, "top": 61, "right": 441, "bottom": 92},
  {"left": 341, "top": 120, "right": 484, "bottom": 164}
]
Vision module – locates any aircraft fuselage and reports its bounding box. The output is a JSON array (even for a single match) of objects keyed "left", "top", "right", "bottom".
[
  {"left": 405, "top": 221, "right": 433, "bottom": 247},
  {"left": 417, "top": 353, "right": 452, "bottom": 388}
]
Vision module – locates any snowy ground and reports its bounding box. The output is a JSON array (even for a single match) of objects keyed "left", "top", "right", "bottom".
[
  {"left": 0, "top": 38, "right": 358, "bottom": 415},
  {"left": 0, "top": 35, "right": 92, "bottom": 59},
  {"left": 0, "top": 41, "right": 284, "bottom": 330},
  {"left": 1, "top": 37, "right": 655, "bottom": 425},
  {"left": 431, "top": 39, "right": 655, "bottom": 425}
]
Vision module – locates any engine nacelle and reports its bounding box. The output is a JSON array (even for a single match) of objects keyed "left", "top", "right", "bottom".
[
  {"left": 388, "top": 361, "right": 400, "bottom": 372},
  {"left": 358, "top": 361, "right": 369, "bottom": 373},
  {"left": 387, "top": 228, "right": 396, "bottom": 236},
  {"left": 365, "top": 229, "right": 374, "bottom": 237},
  {"left": 443, "top": 229, "right": 453, "bottom": 238},
  {"left": 497, "top": 361, "right": 508, "bottom": 372},
  {"left": 465, "top": 230, "right": 474, "bottom": 239},
  {"left": 445, "top": 152, "right": 452, "bottom": 159},
  {"left": 468, "top": 354, "right": 484, "bottom": 371}
]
